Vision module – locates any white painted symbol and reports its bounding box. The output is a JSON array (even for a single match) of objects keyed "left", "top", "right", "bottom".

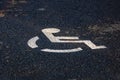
[{"left": 27, "top": 28, "right": 107, "bottom": 53}]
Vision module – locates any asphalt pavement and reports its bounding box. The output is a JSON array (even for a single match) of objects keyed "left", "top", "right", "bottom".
[{"left": 0, "top": 0, "right": 120, "bottom": 80}]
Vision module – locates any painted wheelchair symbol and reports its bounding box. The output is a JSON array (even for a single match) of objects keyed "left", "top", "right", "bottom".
[{"left": 27, "top": 28, "right": 107, "bottom": 53}]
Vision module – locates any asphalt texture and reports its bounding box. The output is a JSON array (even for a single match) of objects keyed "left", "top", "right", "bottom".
[{"left": 0, "top": 0, "right": 120, "bottom": 80}]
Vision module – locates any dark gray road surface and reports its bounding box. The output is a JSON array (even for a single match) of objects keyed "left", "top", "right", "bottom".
[{"left": 0, "top": 0, "right": 120, "bottom": 80}]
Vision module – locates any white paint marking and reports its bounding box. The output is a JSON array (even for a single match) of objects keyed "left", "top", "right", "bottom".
[
  {"left": 27, "top": 36, "right": 39, "bottom": 48},
  {"left": 42, "top": 28, "right": 107, "bottom": 49},
  {"left": 27, "top": 28, "right": 107, "bottom": 53},
  {"left": 41, "top": 47, "right": 83, "bottom": 53},
  {"left": 57, "top": 36, "right": 79, "bottom": 40}
]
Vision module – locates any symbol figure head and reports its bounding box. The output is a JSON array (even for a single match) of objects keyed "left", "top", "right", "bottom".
[{"left": 42, "top": 28, "right": 60, "bottom": 33}]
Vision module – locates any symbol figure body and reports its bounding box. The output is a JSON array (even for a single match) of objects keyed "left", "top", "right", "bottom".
[{"left": 28, "top": 28, "right": 107, "bottom": 53}]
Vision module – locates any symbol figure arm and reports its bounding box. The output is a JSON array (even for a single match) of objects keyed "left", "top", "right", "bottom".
[{"left": 56, "top": 36, "right": 79, "bottom": 40}]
